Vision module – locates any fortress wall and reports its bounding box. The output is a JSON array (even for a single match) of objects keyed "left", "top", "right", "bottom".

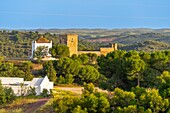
[
  {"left": 100, "top": 48, "right": 115, "bottom": 56},
  {"left": 78, "top": 51, "right": 101, "bottom": 56},
  {"left": 59, "top": 34, "right": 117, "bottom": 56}
]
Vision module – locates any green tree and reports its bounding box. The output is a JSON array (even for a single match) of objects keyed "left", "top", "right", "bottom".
[
  {"left": 122, "top": 51, "right": 145, "bottom": 86},
  {"left": 43, "top": 61, "right": 57, "bottom": 83},
  {"left": 111, "top": 88, "right": 136, "bottom": 108},
  {"left": 22, "top": 62, "right": 33, "bottom": 81},
  {"left": 81, "top": 83, "right": 110, "bottom": 113},
  {"left": 158, "top": 71, "right": 170, "bottom": 98},
  {"left": 53, "top": 96, "right": 79, "bottom": 113},
  {"left": 0, "top": 56, "right": 4, "bottom": 62},
  {"left": 15, "top": 34, "right": 21, "bottom": 41},
  {"left": 55, "top": 57, "right": 81, "bottom": 76},
  {"left": 139, "top": 89, "right": 169, "bottom": 112},
  {"left": 98, "top": 50, "right": 127, "bottom": 89},
  {"left": 65, "top": 74, "right": 74, "bottom": 84},
  {"left": 78, "top": 65, "right": 100, "bottom": 83},
  {"left": 0, "top": 80, "right": 6, "bottom": 104},
  {"left": 78, "top": 54, "right": 89, "bottom": 65},
  {"left": 71, "top": 105, "right": 88, "bottom": 113},
  {"left": 0, "top": 62, "right": 12, "bottom": 77},
  {"left": 27, "top": 87, "right": 36, "bottom": 96},
  {"left": 0, "top": 81, "right": 15, "bottom": 105},
  {"left": 150, "top": 51, "right": 169, "bottom": 72},
  {"left": 50, "top": 44, "right": 69, "bottom": 58},
  {"left": 34, "top": 46, "right": 49, "bottom": 62}
]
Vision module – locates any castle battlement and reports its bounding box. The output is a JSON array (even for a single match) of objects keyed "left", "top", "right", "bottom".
[{"left": 59, "top": 34, "right": 117, "bottom": 56}]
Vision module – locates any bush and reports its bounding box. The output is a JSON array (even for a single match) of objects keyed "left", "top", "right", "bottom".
[
  {"left": 27, "top": 87, "right": 36, "bottom": 96},
  {"left": 41, "top": 89, "right": 49, "bottom": 97},
  {"left": 0, "top": 81, "right": 16, "bottom": 105}
]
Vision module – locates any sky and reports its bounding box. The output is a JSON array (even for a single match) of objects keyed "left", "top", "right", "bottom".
[{"left": 0, "top": 0, "right": 170, "bottom": 29}]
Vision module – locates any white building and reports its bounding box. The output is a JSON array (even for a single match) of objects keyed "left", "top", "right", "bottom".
[
  {"left": 31, "top": 36, "right": 52, "bottom": 58},
  {"left": 0, "top": 76, "right": 53, "bottom": 96}
]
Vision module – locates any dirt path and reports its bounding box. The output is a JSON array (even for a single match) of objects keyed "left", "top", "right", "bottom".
[{"left": 24, "top": 98, "right": 49, "bottom": 113}]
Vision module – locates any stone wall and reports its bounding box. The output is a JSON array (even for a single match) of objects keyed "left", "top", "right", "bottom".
[
  {"left": 59, "top": 34, "right": 117, "bottom": 56},
  {"left": 59, "top": 34, "right": 78, "bottom": 56},
  {"left": 100, "top": 48, "right": 116, "bottom": 56},
  {"left": 78, "top": 51, "right": 101, "bottom": 56}
]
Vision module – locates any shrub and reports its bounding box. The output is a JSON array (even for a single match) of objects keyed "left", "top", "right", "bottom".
[{"left": 41, "top": 89, "right": 49, "bottom": 97}]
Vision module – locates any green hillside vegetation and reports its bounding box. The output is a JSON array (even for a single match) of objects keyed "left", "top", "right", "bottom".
[
  {"left": 1, "top": 29, "right": 170, "bottom": 58},
  {"left": 1, "top": 49, "right": 170, "bottom": 112}
]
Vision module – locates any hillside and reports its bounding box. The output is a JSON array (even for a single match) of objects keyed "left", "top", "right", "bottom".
[{"left": 0, "top": 28, "right": 170, "bottom": 58}]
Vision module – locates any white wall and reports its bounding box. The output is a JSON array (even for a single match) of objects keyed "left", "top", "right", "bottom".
[
  {"left": 0, "top": 76, "right": 53, "bottom": 96},
  {"left": 31, "top": 41, "right": 52, "bottom": 58},
  {"left": 0, "top": 77, "right": 23, "bottom": 85},
  {"left": 40, "top": 76, "right": 53, "bottom": 94}
]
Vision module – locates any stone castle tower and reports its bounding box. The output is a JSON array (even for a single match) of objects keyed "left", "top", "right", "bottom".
[
  {"left": 59, "top": 34, "right": 117, "bottom": 56},
  {"left": 59, "top": 34, "right": 78, "bottom": 56}
]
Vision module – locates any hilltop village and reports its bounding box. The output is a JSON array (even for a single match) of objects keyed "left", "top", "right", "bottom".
[
  {"left": 1, "top": 31, "right": 170, "bottom": 112},
  {"left": 31, "top": 34, "right": 118, "bottom": 59}
]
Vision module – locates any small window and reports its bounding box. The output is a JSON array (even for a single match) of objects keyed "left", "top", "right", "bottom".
[{"left": 71, "top": 38, "right": 74, "bottom": 42}]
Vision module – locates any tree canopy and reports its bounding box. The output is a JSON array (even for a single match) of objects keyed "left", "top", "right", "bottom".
[{"left": 50, "top": 44, "right": 70, "bottom": 58}]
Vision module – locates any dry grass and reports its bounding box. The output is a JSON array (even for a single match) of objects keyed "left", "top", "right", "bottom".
[
  {"left": 0, "top": 97, "right": 39, "bottom": 112},
  {"left": 54, "top": 86, "right": 109, "bottom": 94},
  {"left": 54, "top": 86, "right": 83, "bottom": 95},
  {"left": 8, "top": 98, "right": 38, "bottom": 108}
]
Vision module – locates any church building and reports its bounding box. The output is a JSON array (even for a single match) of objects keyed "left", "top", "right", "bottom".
[{"left": 30, "top": 36, "right": 52, "bottom": 58}]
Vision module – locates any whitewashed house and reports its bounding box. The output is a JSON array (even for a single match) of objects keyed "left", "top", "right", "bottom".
[
  {"left": 30, "top": 36, "right": 52, "bottom": 58},
  {"left": 0, "top": 76, "right": 53, "bottom": 96}
]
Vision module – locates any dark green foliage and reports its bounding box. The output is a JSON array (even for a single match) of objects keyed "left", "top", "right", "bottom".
[
  {"left": 98, "top": 50, "right": 128, "bottom": 89},
  {"left": 0, "top": 61, "right": 33, "bottom": 81},
  {"left": 65, "top": 74, "right": 74, "bottom": 84},
  {"left": 0, "top": 81, "right": 16, "bottom": 105},
  {"left": 50, "top": 44, "right": 70, "bottom": 58},
  {"left": 78, "top": 65, "right": 100, "bottom": 83},
  {"left": 27, "top": 87, "right": 36, "bottom": 96},
  {"left": 43, "top": 61, "right": 57, "bottom": 83},
  {"left": 41, "top": 89, "right": 49, "bottom": 97},
  {"left": 57, "top": 74, "right": 74, "bottom": 84},
  {"left": 98, "top": 50, "right": 170, "bottom": 90},
  {"left": 55, "top": 57, "right": 81, "bottom": 78},
  {"left": 78, "top": 54, "right": 89, "bottom": 65},
  {"left": 57, "top": 75, "right": 66, "bottom": 84},
  {"left": 21, "top": 62, "right": 34, "bottom": 81},
  {"left": 122, "top": 51, "right": 146, "bottom": 86},
  {"left": 53, "top": 57, "right": 81, "bottom": 84}
]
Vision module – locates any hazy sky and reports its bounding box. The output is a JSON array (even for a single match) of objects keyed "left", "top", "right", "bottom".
[{"left": 1, "top": 0, "right": 170, "bottom": 29}]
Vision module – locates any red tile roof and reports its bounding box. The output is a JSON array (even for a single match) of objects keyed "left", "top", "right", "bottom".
[{"left": 36, "top": 36, "right": 50, "bottom": 43}]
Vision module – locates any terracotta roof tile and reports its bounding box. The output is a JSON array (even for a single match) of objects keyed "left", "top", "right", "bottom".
[{"left": 36, "top": 36, "right": 50, "bottom": 43}]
